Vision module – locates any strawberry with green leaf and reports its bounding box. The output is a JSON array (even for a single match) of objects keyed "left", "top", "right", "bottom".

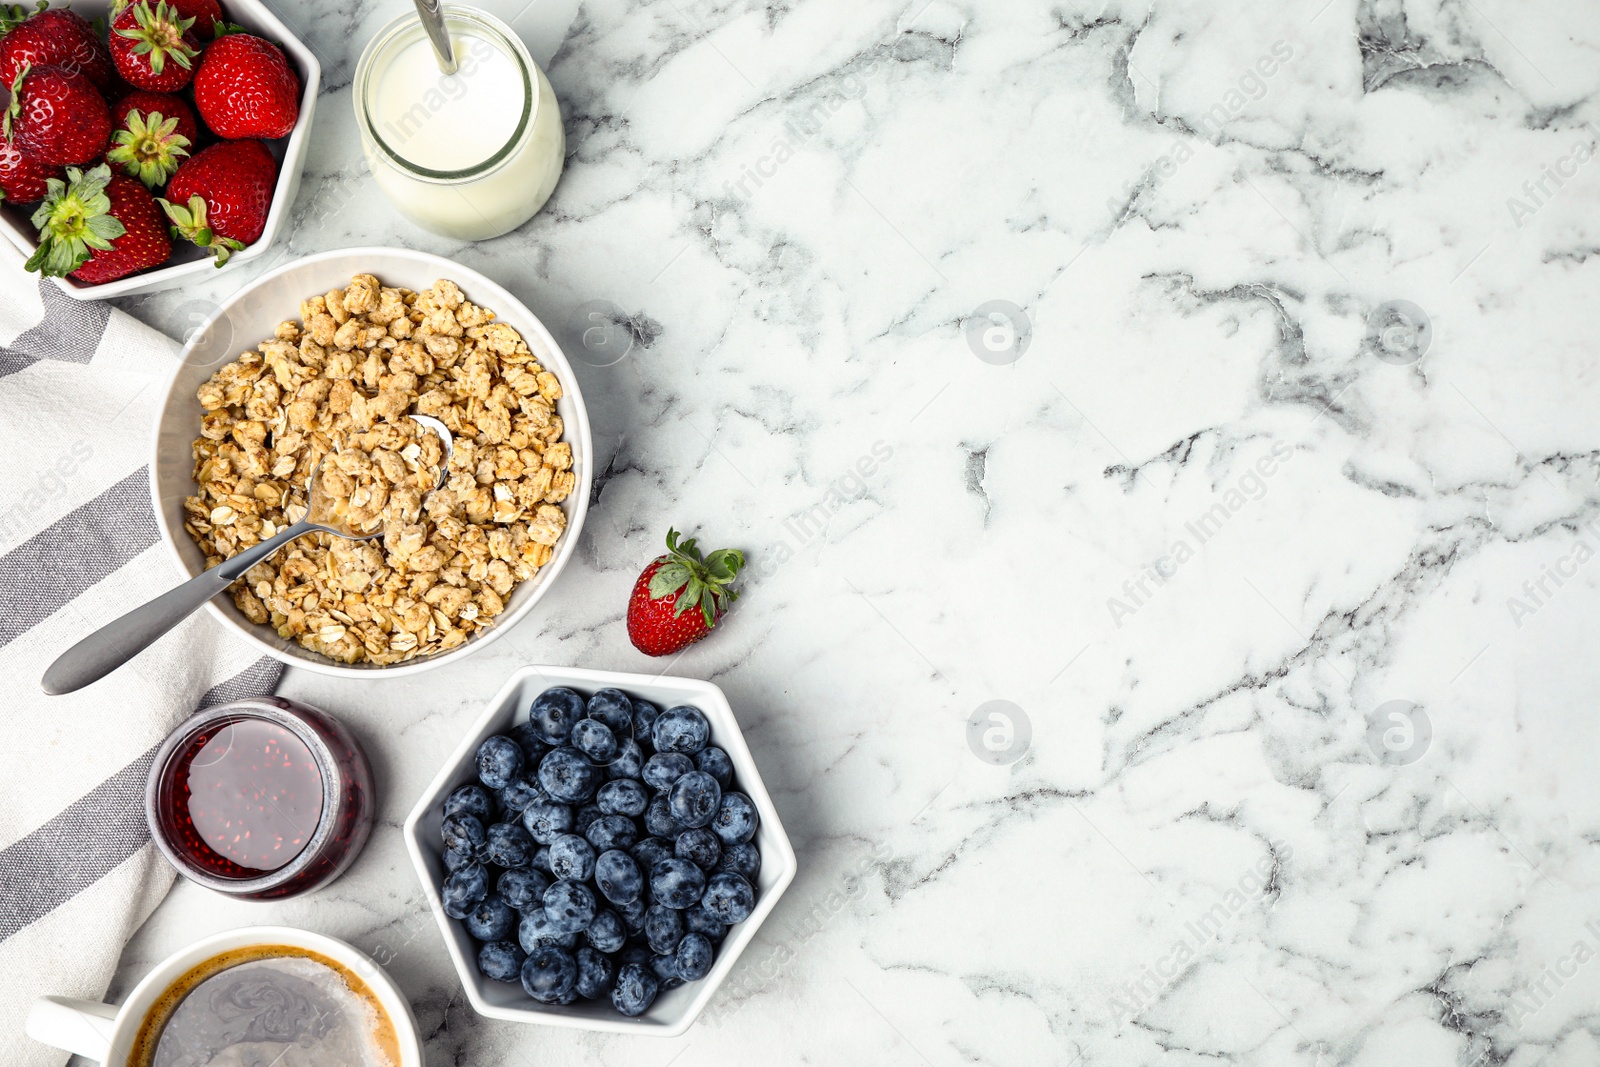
[
  {"left": 26, "top": 163, "right": 172, "bottom": 282},
  {"left": 626, "top": 528, "right": 745, "bottom": 656},
  {"left": 106, "top": 98, "right": 193, "bottom": 187},
  {"left": 109, "top": 0, "right": 198, "bottom": 92}
]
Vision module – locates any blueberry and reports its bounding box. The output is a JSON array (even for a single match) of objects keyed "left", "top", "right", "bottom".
[
  {"left": 650, "top": 952, "right": 680, "bottom": 983},
  {"left": 539, "top": 746, "right": 599, "bottom": 803},
  {"left": 644, "top": 796, "right": 683, "bottom": 839},
  {"left": 607, "top": 738, "right": 645, "bottom": 781},
  {"left": 496, "top": 776, "right": 544, "bottom": 813},
  {"left": 441, "top": 813, "right": 486, "bottom": 854},
  {"left": 586, "top": 688, "right": 635, "bottom": 735},
  {"left": 575, "top": 946, "right": 615, "bottom": 999},
  {"left": 650, "top": 858, "right": 706, "bottom": 909},
  {"left": 717, "top": 841, "right": 761, "bottom": 879},
  {"left": 594, "top": 849, "right": 643, "bottom": 905},
  {"left": 695, "top": 746, "right": 734, "bottom": 788},
  {"left": 571, "top": 718, "right": 619, "bottom": 764},
  {"left": 586, "top": 814, "right": 639, "bottom": 852},
  {"left": 611, "top": 962, "right": 659, "bottom": 1017},
  {"left": 683, "top": 903, "right": 726, "bottom": 943},
  {"left": 466, "top": 895, "right": 517, "bottom": 941},
  {"left": 618, "top": 942, "right": 654, "bottom": 968},
  {"left": 642, "top": 752, "right": 694, "bottom": 792},
  {"left": 518, "top": 907, "right": 578, "bottom": 952},
  {"left": 630, "top": 836, "right": 673, "bottom": 872},
  {"left": 712, "top": 791, "right": 758, "bottom": 845},
  {"left": 644, "top": 904, "right": 685, "bottom": 954},
  {"left": 442, "top": 845, "right": 475, "bottom": 872},
  {"left": 669, "top": 771, "right": 721, "bottom": 829},
  {"left": 497, "top": 868, "right": 551, "bottom": 911},
  {"left": 632, "top": 699, "right": 661, "bottom": 743},
  {"left": 676, "top": 932, "right": 715, "bottom": 981},
  {"left": 586, "top": 909, "right": 626, "bottom": 954},
  {"left": 476, "top": 735, "right": 525, "bottom": 790},
  {"left": 530, "top": 686, "right": 585, "bottom": 745},
  {"left": 520, "top": 946, "right": 577, "bottom": 1004},
  {"left": 598, "top": 779, "right": 649, "bottom": 817},
  {"left": 531, "top": 846, "right": 553, "bottom": 874},
  {"left": 509, "top": 720, "right": 548, "bottom": 763},
  {"left": 477, "top": 940, "right": 526, "bottom": 983},
  {"left": 652, "top": 706, "right": 710, "bottom": 754},
  {"left": 675, "top": 828, "right": 722, "bottom": 870},
  {"left": 521, "top": 800, "right": 574, "bottom": 845},
  {"left": 574, "top": 803, "right": 605, "bottom": 836},
  {"left": 442, "top": 863, "right": 488, "bottom": 919},
  {"left": 549, "top": 834, "right": 597, "bottom": 881},
  {"left": 444, "top": 784, "right": 494, "bottom": 821},
  {"left": 484, "top": 822, "right": 535, "bottom": 869},
  {"left": 616, "top": 895, "right": 648, "bottom": 935},
  {"left": 543, "top": 879, "right": 598, "bottom": 934},
  {"left": 702, "top": 872, "right": 755, "bottom": 924}
]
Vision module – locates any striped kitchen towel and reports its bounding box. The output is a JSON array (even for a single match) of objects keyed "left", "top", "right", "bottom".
[{"left": 0, "top": 251, "right": 283, "bottom": 1067}]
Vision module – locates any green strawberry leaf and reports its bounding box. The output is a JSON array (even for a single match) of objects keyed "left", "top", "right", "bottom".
[
  {"left": 673, "top": 578, "right": 702, "bottom": 618},
  {"left": 648, "top": 561, "right": 692, "bottom": 600}
]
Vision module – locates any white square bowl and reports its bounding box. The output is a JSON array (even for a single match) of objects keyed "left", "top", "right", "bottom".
[
  {"left": 0, "top": 0, "right": 320, "bottom": 299},
  {"left": 403, "top": 665, "right": 798, "bottom": 1036}
]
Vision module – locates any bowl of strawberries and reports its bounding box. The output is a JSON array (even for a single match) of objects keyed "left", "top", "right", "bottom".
[{"left": 0, "top": 0, "right": 318, "bottom": 298}]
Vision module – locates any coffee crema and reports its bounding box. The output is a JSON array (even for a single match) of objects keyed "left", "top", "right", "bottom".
[{"left": 127, "top": 945, "right": 399, "bottom": 1067}]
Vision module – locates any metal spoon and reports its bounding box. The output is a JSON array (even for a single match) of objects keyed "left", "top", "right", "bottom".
[
  {"left": 413, "top": 0, "right": 458, "bottom": 75},
  {"left": 40, "top": 415, "right": 454, "bottom": 696}
]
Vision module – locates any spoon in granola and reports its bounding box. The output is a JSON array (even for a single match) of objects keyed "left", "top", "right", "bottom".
[{"left": 41, "top": 415, "right": 454, "bottom": 696}]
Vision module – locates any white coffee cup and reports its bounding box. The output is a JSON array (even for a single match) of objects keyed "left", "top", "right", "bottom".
[{"left": 25, "top": 926, "right": 424, "bottom": 1066}]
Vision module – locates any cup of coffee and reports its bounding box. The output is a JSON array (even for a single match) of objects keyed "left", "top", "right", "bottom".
[{"left": 25, "top": 927, "right": 422, "bottom": 1066}]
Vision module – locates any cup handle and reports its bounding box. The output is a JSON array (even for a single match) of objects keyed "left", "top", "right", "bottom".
[{"left": 26, "top": 995, "right": 118, "bottom": 1061}]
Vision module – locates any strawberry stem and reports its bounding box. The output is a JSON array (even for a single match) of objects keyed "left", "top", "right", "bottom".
[
  {"left": 25, "top": 165, "right": 126, "bottom": 277},
  {"left": 647, "top": 527, "right": 745, "bottom": 626}
]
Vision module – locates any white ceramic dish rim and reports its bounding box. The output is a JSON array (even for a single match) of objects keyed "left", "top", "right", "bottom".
[
  {"left": 24, "top": 925, "right": 424, "bottom": 1066},
  {"left": 0, "top": 0, "right": 322, "bottom": 301},
  {"left": 147, "top": 246, "right": 594, "bottom": 678},
  {"left": 402, "top": 665, "right": 799, "bottom": 1037}
]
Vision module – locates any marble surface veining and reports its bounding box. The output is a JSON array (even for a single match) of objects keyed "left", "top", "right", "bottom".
[{"left": 100, "top": 0, "right": 1600, "bottom": 1064}]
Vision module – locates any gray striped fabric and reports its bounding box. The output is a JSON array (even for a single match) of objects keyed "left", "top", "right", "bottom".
[{"left": 0, "top": 269, "right": 284, "bottom": 1067}]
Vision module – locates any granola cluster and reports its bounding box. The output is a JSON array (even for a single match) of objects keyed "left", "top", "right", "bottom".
[
  {"left": 183, "top": 274, "right": 575, "bottom": 665},
  {"left": 314, "top": 416, "right": 444, "bottom": 536}
]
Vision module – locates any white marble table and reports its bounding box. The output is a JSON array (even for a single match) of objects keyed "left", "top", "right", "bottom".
[{"left": 102, "top": 0, "right": 1600, "bottom": 1063}]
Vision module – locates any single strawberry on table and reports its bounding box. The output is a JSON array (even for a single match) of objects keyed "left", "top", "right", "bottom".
[
  {"left": 159, "top": 138, "right": 275, "bottom": 264},
  {"left": 107, "top": 90, "right": 196, "bottom": 187},
  {"left": 26, "top": 163, "right": 172, "bottom": 282},
  {"left": 627, "top": 528, "right": 745, "bottom": 656},
  {"left": 0, "top": 2, "right": 117, "bottom": 92},
  {"left": 0, "top": 132, "right": 59, "bottom": 202},
  {"left": 192, "top": 31, "right": 298, "bottom": 139},
  {"left": 110, "top": 0, "right": 199, "bottom": 92},
  {"left": 4, "top": 62, "right": 111, "bottom": 166}
]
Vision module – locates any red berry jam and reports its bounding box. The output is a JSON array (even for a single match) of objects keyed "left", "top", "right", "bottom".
[{"left": 147, "top": 698, "right": 374, "bottom": 900}]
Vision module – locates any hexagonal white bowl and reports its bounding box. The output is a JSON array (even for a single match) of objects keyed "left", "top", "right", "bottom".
[
  {"left": 150, "top": 246, "right": 593, "bottom": 678},
  {"left": 0, "top": 0, "right": 320, "bottom": 299},
  {"left": 403, "top": 665, "right": 798, "bottom": 1036}
]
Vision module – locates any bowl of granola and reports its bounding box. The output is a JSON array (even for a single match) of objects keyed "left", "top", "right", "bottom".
[{"left": 149, "top": 247, "right": 592, "bottom": 676}]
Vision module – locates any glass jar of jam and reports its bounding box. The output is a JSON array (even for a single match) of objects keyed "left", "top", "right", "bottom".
[{"left": 145, "top": 697, "right": 375, "bottom": 900}]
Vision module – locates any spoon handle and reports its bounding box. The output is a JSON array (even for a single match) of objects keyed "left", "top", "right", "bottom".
[
  {"left": 40, "top": 519, "right": 316, "bottom": 696},
  {"left": 412, "top": 0, "right": 458, "bottom": 75}
]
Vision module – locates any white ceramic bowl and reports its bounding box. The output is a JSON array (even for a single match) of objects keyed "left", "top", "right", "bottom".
[
  {"left": 403, "top": 666, "right": 799, "bottom": 1036},
  {"left": 150, "top": 246, "right": 593, "bottom": 678},
  {"left": 0, "top": 0, "right": 320, "bottom": 300}
]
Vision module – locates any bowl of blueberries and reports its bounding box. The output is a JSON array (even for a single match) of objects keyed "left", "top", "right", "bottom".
[{"left": 402, "top": 666, "right": 797, "bottom": 1034}]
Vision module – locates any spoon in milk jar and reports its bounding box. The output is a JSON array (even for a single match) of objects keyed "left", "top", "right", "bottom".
[{"left": 41, "top": 415, "right": 454, "bottom": 695}]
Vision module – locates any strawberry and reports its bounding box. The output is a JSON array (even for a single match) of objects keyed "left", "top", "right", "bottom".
[
  {"left": 192, "top": 32, "right": 298, "bottom": 140},
  {"left": 111, "top": 0, "right": 225, "bottom": 39},
  {"left": 626, "top": 529, "right": 745, "bottom": 656},
  {"left": 107, "top": 91, "right": 196, "bottom": 187},
  {"left": 25, "top": 164, "right": 171, "bottom": 282},
  {"left": 159, "top": 138, "right": 274, "bottom": 264},
  {"left": 110, "top": 0, "right": 199, "bottom": 92},
  {"left": 0, "top": 3, "right": 116, "bottom": 92},
  {"left": 0, "top": 131, "right": 59, "bottom": 202},
  {"left": 4, "top": 63, "right": 111, "bottom": 166}
]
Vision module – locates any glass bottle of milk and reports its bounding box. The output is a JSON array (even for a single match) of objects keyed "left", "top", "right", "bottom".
[{"left": 354, "top": 6, "right": 563, "bottom": 241}]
